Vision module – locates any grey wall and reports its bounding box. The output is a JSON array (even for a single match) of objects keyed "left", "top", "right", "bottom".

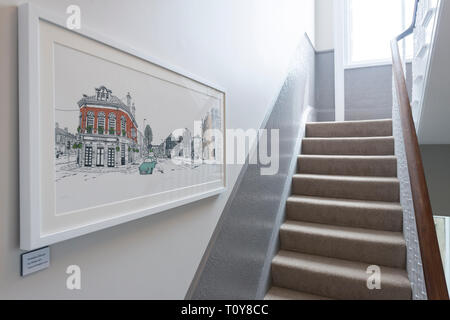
[
  {"left": 0, "top": 0, "right": 315, "bottom": 299},
  {"left": 315, "top": 50, "right": 335, "bottom": 122},
  {"left": 315, "top": 49, "right": 413, "bottom": 122},
  {"left": 420, "top": 145, "right": 450, "bottom": 217},
  {"left": 345, "top": 63, "right": 413, "bottom": 121},
  {"left": 188, "top": 35, "right": 315, "bottom": 300}
]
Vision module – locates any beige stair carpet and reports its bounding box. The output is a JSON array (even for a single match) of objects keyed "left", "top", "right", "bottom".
[{"left": 265, "top": 119, "right": 412, "bottom": 300}]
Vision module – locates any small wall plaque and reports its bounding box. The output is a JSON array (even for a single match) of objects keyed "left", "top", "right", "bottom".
[{"left": 21, "top": 247, "right": 50, "bottom": 276}]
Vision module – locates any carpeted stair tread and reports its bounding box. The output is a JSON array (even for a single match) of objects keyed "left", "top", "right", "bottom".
[
  {"left": 271, "top": 251, "right": 412, "bottom": 300},
  {"left": 302, "top": 137, "right": 395, "bottom": 156},
  {"left": 280, "top": 221, "right": 406, "bottom": 268},
  {"left": 306, "top": 119, "right": 392, "bottom": 138},
  {"left": 297, "top": 155, "right": 397, "bottom": 177},
  {"left": 286, "top": 195, "right": 403, "bottom": 232},
  {"left": 292, "top": 174, "right": 400, "bottom": 202}
]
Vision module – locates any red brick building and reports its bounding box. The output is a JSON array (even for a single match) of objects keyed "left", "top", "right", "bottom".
[{"left": 77, "top": 86, "right": 140, "bottom": 167}]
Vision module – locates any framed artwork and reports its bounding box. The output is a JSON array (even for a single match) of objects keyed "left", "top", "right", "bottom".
[{"left": 19, "top": 4, "right": 226, "bottom": 250}]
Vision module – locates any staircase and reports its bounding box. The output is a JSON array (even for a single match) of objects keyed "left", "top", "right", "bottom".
[{"left": 265, "top": 119, "right": 412, "bottom": 300}]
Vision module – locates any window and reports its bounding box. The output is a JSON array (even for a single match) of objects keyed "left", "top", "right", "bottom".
[
  {"left": 121, "top": 116, "right": 126, "bottom": 136},
  {"left": 108, "top": 113, "right": 116, "bottom": 135},
  {"left": 96, "top": 86, "right": 111, "bottom": 101},
  {"left": 97, "top": 112, "right": 105, "bottom": 134},
  {"left": 344, "top": 0, "right": 415, "bottom": 67},
  {"left": 86, "top": 111, "right": 94, "bottom": 133}
]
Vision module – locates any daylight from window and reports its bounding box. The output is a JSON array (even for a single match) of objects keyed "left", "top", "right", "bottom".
[{"left": 346, "top": 0, "right": 415, "bottom": 66}]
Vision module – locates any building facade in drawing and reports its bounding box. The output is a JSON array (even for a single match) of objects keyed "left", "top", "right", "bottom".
[
  {"left": 77, "top": 86, "right": 141, "bottom": 167},
  {"left": 55, "top": 122, "right": 76, "bottom": 157},
  {"left": 202, "top": 107, "right": 222, "bottom": 161},
  {"left": 157, "top": 134, "right": 181, "bottom": 159}
]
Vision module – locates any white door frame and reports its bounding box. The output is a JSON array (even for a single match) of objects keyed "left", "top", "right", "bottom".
[{"left": 334, "top": 0, "right": 346, "bottom": 122}]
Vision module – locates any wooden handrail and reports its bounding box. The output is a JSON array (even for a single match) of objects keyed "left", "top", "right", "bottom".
[{"left": 391, "top": 39, "right": 449, "bottom": 300}]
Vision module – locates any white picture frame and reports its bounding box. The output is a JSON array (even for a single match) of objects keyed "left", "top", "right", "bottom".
[{"left": 19, "top": 3, "right": 227, "bottom": 250}]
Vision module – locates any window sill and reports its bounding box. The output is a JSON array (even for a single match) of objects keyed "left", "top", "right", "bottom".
[{"left": 344, "top": 59, "right": 412, "bottom": 70}]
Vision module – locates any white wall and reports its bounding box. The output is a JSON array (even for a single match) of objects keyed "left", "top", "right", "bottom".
[
  {"left": 417, "top": 0, "right": 450, "bottom": 144},
  {"left": 0, "top": 0, "right": 315, "bottom": 299},
  {"left": 315, "top": 0, "right": 334, "bottom": 51}
]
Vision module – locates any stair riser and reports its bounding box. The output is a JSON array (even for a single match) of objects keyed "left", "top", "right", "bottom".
[
  {"left": 286, "top": 200, "right": 403, "bottom": 232},
  {"left": 302, "top": 138, "right": 395, "bottom": 156},
  {"left": 279, "top": 227, "right": 406, "bottom": 269},
  {"left": 306, "top": 120, "right": 393, "bottom": 138},
  {"left": 292, "top": 177, "right": 400, "bottom": 202},
  {"left": 271, "top": 262, "right": 412, "bottom": 300},
  {"left": 298, "top": 157, "right": 397, "bottom": 177}
]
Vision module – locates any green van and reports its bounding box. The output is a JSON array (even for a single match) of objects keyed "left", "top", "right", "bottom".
[{"left": 139, "top": 157, "right": 157, "bottom": 175}]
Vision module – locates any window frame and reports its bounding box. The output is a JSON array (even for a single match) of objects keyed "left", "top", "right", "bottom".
[
  {"left": 97, "top": 112, "right": 106, "bottom": 133},
  {"left": 108, "top": 113, "right": 116, "bottom": 134},
  {"left": 86, "top": 111, "right": 94, "bottom": 129},
  {"left": 121, "top": 115, "right": 126, "bottom": 134}
]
